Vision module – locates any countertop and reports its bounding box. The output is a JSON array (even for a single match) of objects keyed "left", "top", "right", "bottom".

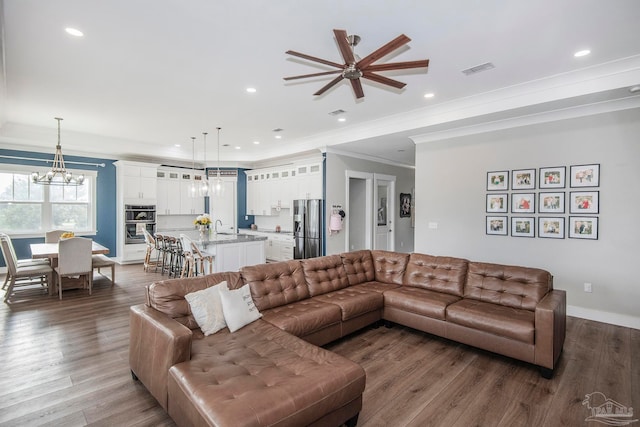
[
  {"left": 157, "top": 229, "right": 268, "bottom": 245},
  {"left": 239, "top": 228, "right": 294, "bottom": 236}
]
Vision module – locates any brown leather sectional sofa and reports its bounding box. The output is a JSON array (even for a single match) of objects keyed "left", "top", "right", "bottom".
[{"left": 129, "top": 249, "right": 566, "bottom": 426}]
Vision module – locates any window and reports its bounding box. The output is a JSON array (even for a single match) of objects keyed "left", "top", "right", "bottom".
[{"left": 0, "top": 166, "right": 97, "bottom": 235}]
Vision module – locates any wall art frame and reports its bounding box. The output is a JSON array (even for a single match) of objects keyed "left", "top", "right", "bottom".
[
  {"left": 539, "top": 192, "right": 565, "bottom": 214},
  {"left": 539, "top": 166, "right": 566, "bottom": 189},
  {"left": 512, "top": 168, "right": 536, "bottom": 190},
  {"left": 486, "top": 193, "right": 508, "bottom": 213},
  {"left": 538, "top": 217, "right": 565, "bottom": 239},
  {"left": 570, "top": 163, "right": 600, "bottom": 188},
  {"left": 511, "top": 193, "right": 535, "bottom": 213},
  {"left": 487, "top": 171, "right": 509, "bottom": 191},
  {"left": 400, "top": 193, "right": 412, "bottom": 218},
  {"left": 569, "top": 216, "right": 599, "bottom": 240},
  {"left": 570, "top": 191, "right": 599, "bottom": 214},
  {"left": 511, "top": 217, "right": 535, "bottom": 238},
  {"left": 486, "top": 216, "right": 508, "bottom": 235}
]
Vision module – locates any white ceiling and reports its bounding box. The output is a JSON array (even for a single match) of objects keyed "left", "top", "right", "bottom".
[{"left": 1, "top": 0, "right": 640, "bottom": 167}]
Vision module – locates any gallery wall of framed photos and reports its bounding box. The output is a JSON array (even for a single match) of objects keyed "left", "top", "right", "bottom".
[{"left": 486, "top": 164, "right": 600, "bottom": 239}]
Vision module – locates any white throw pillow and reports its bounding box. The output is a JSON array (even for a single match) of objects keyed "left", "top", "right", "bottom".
[
  {"left": 219, "top": 283, "right": 262, "bottom": 333},
  {"left": 184, "top": 281, "right": 228, "bottom": 336}
]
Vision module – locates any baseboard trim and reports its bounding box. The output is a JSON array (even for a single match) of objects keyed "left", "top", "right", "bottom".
[{"left": 568, "top": 305, "right": 640, "bottom": 330}]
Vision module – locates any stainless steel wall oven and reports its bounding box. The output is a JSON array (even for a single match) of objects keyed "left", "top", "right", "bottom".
[{"left": 125, "top": 204, "right": 156, "bottom": 244}]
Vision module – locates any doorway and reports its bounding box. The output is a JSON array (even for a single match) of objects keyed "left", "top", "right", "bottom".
[
  {"left": 345, "top": 171, "right": 373, "bottom": 252},
  {"left": 374, "top": 174, "right": 395, "bottom": 251}
]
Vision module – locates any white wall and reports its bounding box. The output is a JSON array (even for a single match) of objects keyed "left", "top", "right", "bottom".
[
  {"left": 414, "top": 108, "right": 640, "bottom": 329},
  {"left": 325, "top": 151, "right": 415, "bottom": 255}
]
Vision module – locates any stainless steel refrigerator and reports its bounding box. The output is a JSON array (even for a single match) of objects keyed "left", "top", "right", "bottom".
[{"left": 293, "top": 199, "right": 323, "bottom": 259}]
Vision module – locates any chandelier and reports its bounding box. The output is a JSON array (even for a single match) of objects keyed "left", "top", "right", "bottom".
[{"left": 31, "top": 117, "right": 84, "bottom": 186}]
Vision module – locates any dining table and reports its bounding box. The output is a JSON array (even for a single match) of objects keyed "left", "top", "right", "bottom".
[{"left": 30, "top": 241, "right": 110, "bottom": 295}]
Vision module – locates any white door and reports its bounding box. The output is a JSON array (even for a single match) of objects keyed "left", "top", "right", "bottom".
[
  {"left": 374, "top": 174, "right": 395, "bottom": 251},
  {"left": 345, "top": 170, "right": 373, "bottom": 252}
]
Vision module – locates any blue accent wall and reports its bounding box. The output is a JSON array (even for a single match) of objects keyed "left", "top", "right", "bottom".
[
  {"left": 237, "top": 168, "right": 254, "bottom": 229},
  {"left": 0, "top": 148, "right": 117, "bottom": 265}
]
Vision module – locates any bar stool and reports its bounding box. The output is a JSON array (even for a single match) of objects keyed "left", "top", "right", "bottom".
[{"left": 153, "top": 234, "right": 165, "bottom": 273}]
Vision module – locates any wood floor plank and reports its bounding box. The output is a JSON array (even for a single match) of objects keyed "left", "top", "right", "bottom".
[{"left": 1, "top": 265, "right": 638, "bottom": 427}]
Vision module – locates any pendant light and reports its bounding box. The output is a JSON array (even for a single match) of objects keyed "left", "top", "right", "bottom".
[
  {"left": 210, "top": 127, "right": 225, "bottom": 196},
  {"left": 199, "top": 132, "right": 210, "bottom": 196},
  {"left": 31, "top": 117, "right": 85, "bottom": 186},
  {"left": 188, "top": 136, "right": 199, "bottom": 198}
]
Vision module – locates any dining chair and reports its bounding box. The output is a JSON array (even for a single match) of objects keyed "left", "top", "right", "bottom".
[
  {"left": 1, "top": 235, "right": 53, "bottom": 303},
  {"left": 0, "top": 233, "right": 50, "bottom": 290},
  {"left": 92, "top": 254, "right": 116, "bottom": 285},
  {"left": 45, "top": 229, "right": 69, "bottom": 243},
  {"left": 179, "top": 234, "right": 195, "bottom": 278},
  {"left": 54, "top": 237, "right": 93, "bottom": 300},
  {"left": 142, "top": 229, "right": 159, "bottom": 272},
  {"left": 181, "top": 234, "right": 214, "bottom": 276}
]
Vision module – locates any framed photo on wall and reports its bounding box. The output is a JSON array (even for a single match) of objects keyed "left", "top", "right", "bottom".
[
  {"left": 570, "top": 191, "right": 599, "bottom": 214},
  {"left": 539, "top": 192, "right": 565, "bottom": 214},
  {"left": 511, "top": 193, "right": 535, "bottom": 213},
  {"left": 511, "top": 217, "right": 535, "bottom": 238},
  {"left": 539, "top": 166, "right": 566, "bottom": 189},
  {"left": 570, "top": 164, "right": 600, "bottom": 188},
  {"left": 569, "top": 216, "right": 599, "bottom": 240},
  {"left": 400, "top": 193, "right": 412, "bottom": 218},
  {"left": 486, "top": 194, "right": 508, "bottom": 213},
  {"left": 486, "top": 216, "right": 508, "bottom": 235},
  {"left": 512, "top": 168, "right": 536, "bottom": 190},
  {"left": 538, "top": 217, "right": 565, "bottom": 239},
  {"left": 487, "top": 171, "right": 509, "bottom": 191}
]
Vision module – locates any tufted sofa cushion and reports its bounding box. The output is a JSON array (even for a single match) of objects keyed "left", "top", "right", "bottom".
[
  {"left": 241, "top": 260, "right": 309, "bottom": 312},
  {"left": 341, "top": 250, "right": 375, "bottom": 285},
  {"left": 404, "top": 253, "right": 468, "bottom": 297},
  {"left": 147, "top": 272, "right": 243, "bottom": 330},
  {"left": 168, "top": 319, "right": 366, "bottom": 427},
  {"left": 371, "top": 250, "right": 409, "bottom": 284},
  {"left": 465, "top": 262, "right": 552, "bottom": 311},
  {"left": 302, "top": 255, "right": 349, "bottom": 297}
]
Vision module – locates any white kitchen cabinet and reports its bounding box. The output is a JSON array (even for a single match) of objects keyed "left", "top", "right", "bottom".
[
  {"left": 179, "top": 172, "right": 205, "bottom": 215},
  {"left": 295, "top": 163, "right": 323, "bottom": 200},
  {"left": 209, "top": 178, "right": 237, "bottom": 232},
  {"left": 117, "top": 161, "right": 159, "bottom": 203},
  {"left": 210, "top": 240, "right": 265, "bottom": 272},
  {"left": 156, "top": 169, "right": 181, "bottom": 215}
]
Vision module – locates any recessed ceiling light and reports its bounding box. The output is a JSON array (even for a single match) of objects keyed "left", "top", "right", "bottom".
[
  {"left": 235, "top": 146, "right": 241, "bottom": 150},
  {"left": 275, "top": 135, "right": 282, "bottom": 139},
  {"left": 338, "top": 117, "right": 346, "bottom": 122},
  {"left": 629, "top": 85, "right": 640, "bottom": 93},
  {"left": 424, "top": 92, "right": 435, "bottom": 98},
  {"left": 574, "top": 49, "right": 591, "bottom": 58},
  {"left": 253, "top": 141, "right": 260, "bottom": 145},
  {"left": 65, "top": 27, "right": 84, "bottom": 37},
  {"left": 246, "top": 87, "right": 257, "bottom": 93},
  {"left": 174, "top": 144, "right": 181, "bottom": 147}
]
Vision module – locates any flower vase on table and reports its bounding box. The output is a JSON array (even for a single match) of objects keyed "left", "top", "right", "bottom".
[{"left": 194, "top": 214, "right": 212, "bottom": 248}]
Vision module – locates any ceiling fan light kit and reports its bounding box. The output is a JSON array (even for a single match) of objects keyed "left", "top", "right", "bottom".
[{"left": 284, "top": 29, "right": 429, "bottom": 99}]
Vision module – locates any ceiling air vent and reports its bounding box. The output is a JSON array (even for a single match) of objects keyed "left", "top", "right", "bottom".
[
  {"left": 461, "top": 62, "right": 495, "bottom": 76},
  {"left": 328, "top": 109, "right": 346, "bottom": 116}
]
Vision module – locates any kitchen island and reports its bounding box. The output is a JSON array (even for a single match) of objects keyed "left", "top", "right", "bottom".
[{"left": 157, "top": 229, "right": 267, "bottom": 272}]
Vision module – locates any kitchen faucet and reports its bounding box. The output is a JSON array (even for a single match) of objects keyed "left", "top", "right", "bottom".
[{"left": 215, "top": 219, "right": 223, "bottom": 234}]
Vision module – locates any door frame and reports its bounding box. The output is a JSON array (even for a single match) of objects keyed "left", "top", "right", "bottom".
[
  {"left": 345, "top": 170, "right": 374, "bottom": 252},
  {"left": 373, "top": 173, "right": 396, "bottom": 251}
]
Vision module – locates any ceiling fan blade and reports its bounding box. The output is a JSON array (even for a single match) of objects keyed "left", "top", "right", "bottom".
[
  {"left": 333, "top": 29, "right": 356, "bottom": 65},
  {"left": 350, "top": 78, "right": 365, "bottom": 99},
  {"left": 357, "top": 34, "right": 411, "bottom": 69},
  {"left": 313, "top": 75, "right": 345, "bottom": 96},
  {"left": 285, "top": 50, "right": 344, "bottom": 69},
  {"left": 283, "top": 70, "right": 343, "bottom": 81},
  {"left": 365, "top": 59, "right": 430, "bottom": 72},
  {"left": 362, "top": 72, "right": 406, "bottom": 89}
]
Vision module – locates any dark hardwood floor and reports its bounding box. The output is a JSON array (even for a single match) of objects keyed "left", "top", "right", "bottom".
[{"left": 1, "top": 264, "right": 638, "bottom": 426}]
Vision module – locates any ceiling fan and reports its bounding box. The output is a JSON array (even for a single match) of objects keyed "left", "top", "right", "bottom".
[{"left": 284, "top": 29, "right": 429, "bottom": 99}]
